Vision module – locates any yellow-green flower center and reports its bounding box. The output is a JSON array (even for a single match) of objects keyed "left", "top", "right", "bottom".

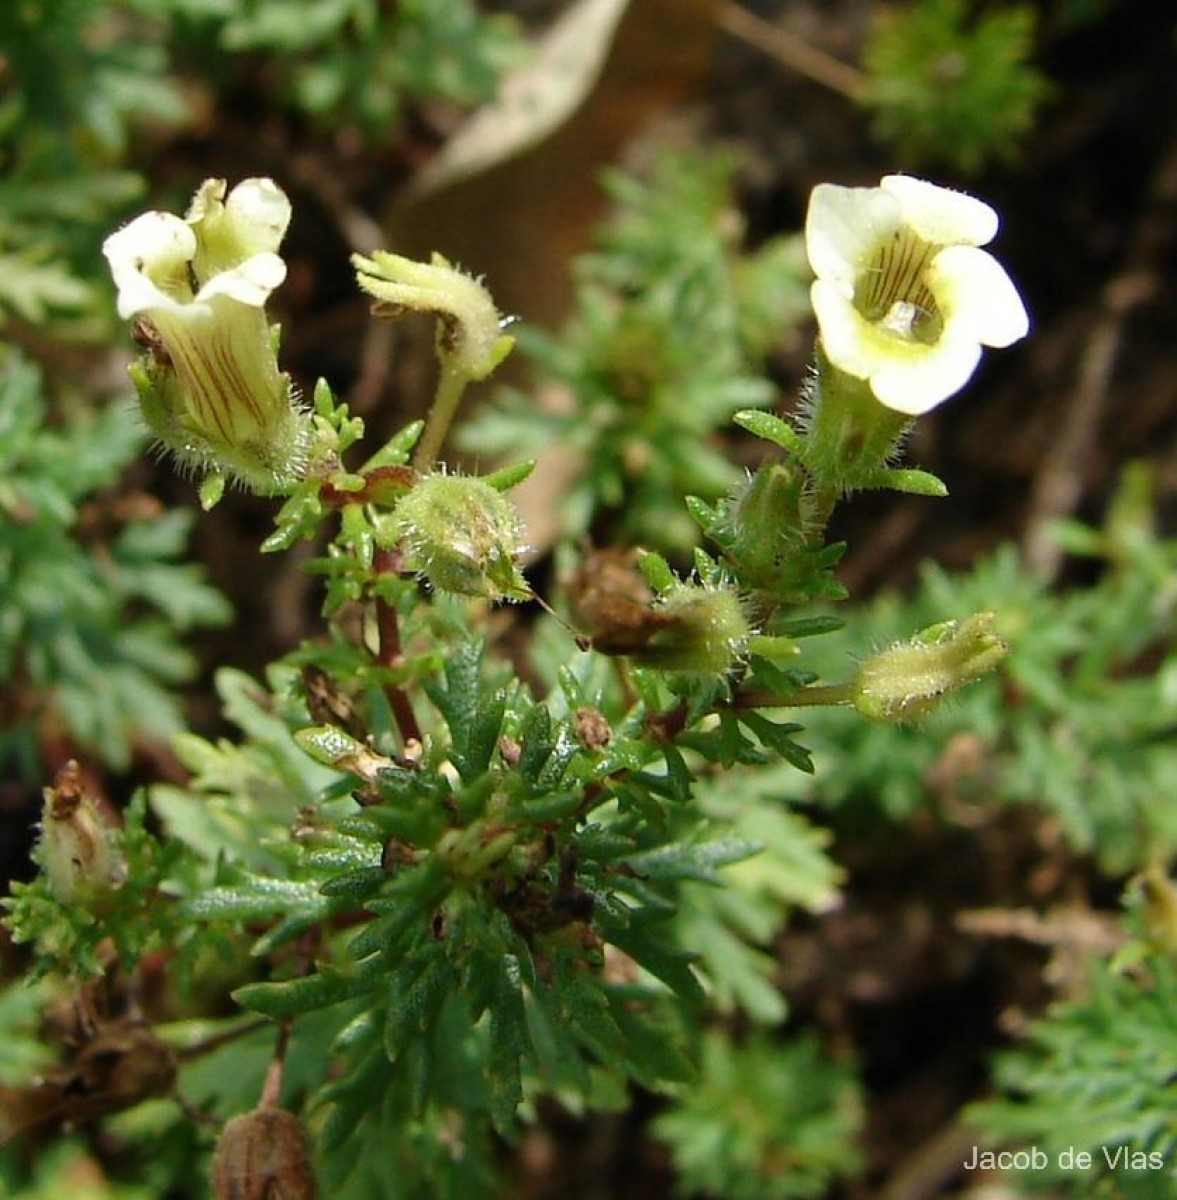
[{"left": 854, "top": 230, "right": 944, "bottom": 346}]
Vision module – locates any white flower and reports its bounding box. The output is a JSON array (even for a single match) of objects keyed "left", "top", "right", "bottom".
[
  {"left": 103, "top": 178, "right": 308, "bottom": 493},
  {"left": 805, "top": 175, "right": 1029, "bottom": 415}
]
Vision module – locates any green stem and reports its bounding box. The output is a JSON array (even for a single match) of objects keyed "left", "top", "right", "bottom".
[
  {"left": 734, "top": 682, "right": 855, "bottom": 710},
  {"left": 412, "top": 365, "right": 469, "bottom": 471},
  {"left": 803, "top": 347, "right": 910, "bottom": 498}
]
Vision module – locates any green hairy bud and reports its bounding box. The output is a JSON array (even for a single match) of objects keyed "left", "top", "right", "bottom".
[
  {"left": 394, "top": 473, "right": 530, "bottom": 602},
  {"left": 629, "top": 581, "right": 753, "bottom": 676},
  {"left": 852, "top": 611, "right": 1007, "bottom": 722}
]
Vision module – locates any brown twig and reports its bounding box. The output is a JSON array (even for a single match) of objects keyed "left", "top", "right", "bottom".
[
  {"left": 955, "top": 906, "right": 1124, "bottom": 955},
  {"left": 877, "top": 1118, "right": 986, "bottom": 1200},
  {"left": 172, "top": 1017, "right": 272, "bottom": 1066},
  {"left": 716, "top": 1, "right": 865, "bottom": 100},
  {"left": 288, "top": 151, "right": 384, "bottom": 256}
]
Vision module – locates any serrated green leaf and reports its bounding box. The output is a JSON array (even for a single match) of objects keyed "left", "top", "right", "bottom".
[
  {"left": 383, "top": 942, "right": 453, "bottom": 1063},
  {"left": 425, "top": 640, "right": 506, "bottom": 782},
  {"left": 733, "top": 409, "right": 802, "bottom": 453},
  {"left": 487, "top": 953, "right": 530, "bottom": 1131},
  {"left": 516, "top": 702, "right": 554, "bottom": 780},
  {"left": 234, "top": 954, "right": 385, "bottom": 1018},
  {"left": 250, "top": 910, "right": 329, "bottom": 958},
  {"left": 662, "top": 742, "right": 693, "bottom": 801},
  {"left": 775, "top": 614, "right": 844, "bottom": 639},
  {"left": 183, "top": 878, "right": 327, "bottom": 921},
  {"left": 522, "top": 789, "right": 584, "bottom": 822},
  {"left": 597, "top": 912, "right": 705, "bottom": 1006},
  {"left": 636, "top": 549, "right": 675, "bottom": 592},
  {"left": 560, "top": 969, "right": 625, "bottom": 1059},
  {"left": 610, "top": 1000, "right": 695, "bottom": 1088},
  {"left": 483, "top": 459, "right": 535, "bottom": 491},
  {"left": 319, "top": 867, "right": 388, "bottom": 900},
  {"left": 575, "top": 824, "right": 639, "bottom": 861},
  {"left": 684, "top": 494, "right": 717, "bottom": 532},
  {"left": 868, "top": 466, "right": 949, "bottom": 498},
  {"left": 626, "top": 837, "right": 762, "bottom": 885},
  {"left": 737, "top": 711, "right": 814, "bottom": 773}
]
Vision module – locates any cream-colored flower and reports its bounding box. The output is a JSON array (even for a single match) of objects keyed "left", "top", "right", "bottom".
[
  {"left": 806, "top": 174, "right": 1029, "bottom": 415},
  {"left": 103, "top": 178, "right": 308, "bottom": 494}
]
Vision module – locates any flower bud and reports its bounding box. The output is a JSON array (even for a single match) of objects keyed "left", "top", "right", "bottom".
[
  {"left": 852, "top": 611, "right": 1007, "bottom": 722},
  {"left": 629, "top": 581, "right": 753, "bottom": 675},
  {"left": 727, "top": 462, "right": 809, "bottom": 582},
  {"left": 35, "top": 761, "right": 126, "bottom": 909},
  {"left": 352, "top": 250, "right": 514, "bottom": 382},
  {"left": 212, "top": 1106, "right": 317, "bottom": 1200},
  {"left": 394, "top": 473, "right": 530, "bottom": 602}
]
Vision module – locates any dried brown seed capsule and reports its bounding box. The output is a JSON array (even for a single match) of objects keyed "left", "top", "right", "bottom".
[
  {"left": 0, "top": 1018, "right": 176, "bottom": 1143},
  {"left": 574, "top": 706, "right": 612, "bottom": 750},
  {"left": 212, "top": 1106, "right": 317, "bottom": 1200}
]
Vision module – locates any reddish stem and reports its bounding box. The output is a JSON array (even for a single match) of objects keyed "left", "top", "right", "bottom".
[
  {"left": 373, "top": 546, "right": 423, "bottom": 746},
  {"left": 260, "top": 1019, "right": 291, "bottom": 1109}
]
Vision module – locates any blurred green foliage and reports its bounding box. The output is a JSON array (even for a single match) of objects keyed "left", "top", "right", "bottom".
[
  {"left": 0, "top": 355, "right": 230, "bottom": 775},
  {"left": 0, "top": 1, "right": 181, "bottom": 332},
  {"left": 862, "top": 0, "right": 1051, "bottom": 173},
  {"left": 975, "top": 955, "right": 1177, "bottom": 1197},
  {"left": 212, "top": 0, "right": 525, "bottom": 137},
  {"left": 463, "top": 150, "right": 810, "bottom": 552},
  {"left": 654, "top": 1032, "right": 863, "bottom": 1200}
]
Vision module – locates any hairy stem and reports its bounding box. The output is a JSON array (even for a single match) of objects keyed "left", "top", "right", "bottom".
[{"left": 735, "top": 682, "right": 855, "bottom": 710}]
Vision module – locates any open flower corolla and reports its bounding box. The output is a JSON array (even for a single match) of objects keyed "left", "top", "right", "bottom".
[
  {"left": 103, "top": 178, "right": 309, "bottom": 494},
  {"left": 806, "top": 175, "right": 1029, "bottom": 415}
]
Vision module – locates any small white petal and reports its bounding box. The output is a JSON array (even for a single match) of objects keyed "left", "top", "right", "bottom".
[
  {"left": 103, "top": 210, "right": 196, "bottom": 267},
  {"left": 806, "top": 183, "right": 902, "bottom": 291},
  {"left": 115, "top": 277, "right": 189, "bottom": 321},
  {"left": 811, "top": 280, "right": 876, "bottom": 378},
  {"left": 881, "top": 175, "right": 998, "bottom": 247},
  {"left": 196, "top": 253, "right": 287, "bottom": 308},
  {"left": 870, "top": 339, "right": 983, "bottom": 415},
  {"left": 102, "top": 211, "right": 196, "bottom": 320},
  {"left": 223, "top": 178, "right": 292, "bottom": 255},
  {"left": 931, "top": 245, "right": 1030, "bottom": 347}
]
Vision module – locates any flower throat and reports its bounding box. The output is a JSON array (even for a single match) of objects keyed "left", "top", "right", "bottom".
[{"left": 855, "top": 230, "right": 944, "bottom": 345}]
